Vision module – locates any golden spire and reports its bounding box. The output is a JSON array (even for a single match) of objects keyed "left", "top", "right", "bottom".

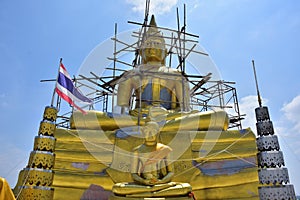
[
  {"left": 140, "top": 15, "right": 167, "bottom": 64},
  {"left": 144, "top": 15, "right": 163, "bottom": 44},
  {"left": 149, "top": 14, "right": 157, "bottom": 27}
]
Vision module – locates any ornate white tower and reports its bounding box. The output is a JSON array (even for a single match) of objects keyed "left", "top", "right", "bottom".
[
  {"left": 255, "top": 106, "right": 296, "bottom": 199},
  {"left": 252, "top": 60, "right": 296, "bottom": 200}
]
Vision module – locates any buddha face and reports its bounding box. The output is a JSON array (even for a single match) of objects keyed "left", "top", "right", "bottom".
[
  {"left": 140, "top": 38, "right": 167, "bottom": 64},
  {"left": 143, "top": 122, "right": 159, "bottom": 144}
]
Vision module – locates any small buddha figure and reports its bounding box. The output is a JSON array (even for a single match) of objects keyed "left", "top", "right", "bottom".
[
  {"left": 111, "top": 121, "right": 192, "bottom": 198},
  {"left": 117, "top": 15, "right": 190, "bottom": 116}
]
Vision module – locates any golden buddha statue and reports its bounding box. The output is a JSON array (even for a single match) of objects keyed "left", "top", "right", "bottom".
[
  {"left": 117, "top": 15, "right": 190, "bottom": 116},
  {"left": 110, "top": 121, "right": 192, "bottom": 198},
  {"left": 70, "top": 15, "right": 229, "bottom": 132}
]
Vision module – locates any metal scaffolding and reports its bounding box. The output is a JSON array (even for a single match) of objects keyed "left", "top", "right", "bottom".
[{"left": 47, "top": 2, "right": 244, "bottom": 130}]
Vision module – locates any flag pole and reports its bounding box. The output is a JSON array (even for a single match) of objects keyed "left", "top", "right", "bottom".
[{"left": 51, "top": 58, "right": 63, "bottom": 107}]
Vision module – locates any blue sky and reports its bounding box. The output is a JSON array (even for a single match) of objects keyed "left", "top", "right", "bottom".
[{"left": 1, "top": 0, "right": 300, "bottom": 195}]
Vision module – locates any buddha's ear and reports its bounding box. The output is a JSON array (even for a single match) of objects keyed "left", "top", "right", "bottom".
[{"left": 138, "top": 48, "right": 146, "bottom": 63}]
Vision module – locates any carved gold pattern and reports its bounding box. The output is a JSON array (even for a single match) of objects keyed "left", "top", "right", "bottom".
[
  {"left": 19, "top": 168, "right": 54, "bottom": 187},
  {"left": 43, "top": 106, "right": 58, "bottom": 122},
  {"left": 39, "top": 121, "right": 56, "bottom": 136},
  {"left": 17, "top": 186, "right": 54, "bottom": 200},
  {"left": 28, "top": 151, "right": 55, "bottom": 169},
  {"left": 34, "top": 136, "right": 56, "bottom": 152}
]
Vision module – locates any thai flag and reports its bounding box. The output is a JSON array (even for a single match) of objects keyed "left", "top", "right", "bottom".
[{"left": 55, "top": 62, "right": 92, "bottom": 114}]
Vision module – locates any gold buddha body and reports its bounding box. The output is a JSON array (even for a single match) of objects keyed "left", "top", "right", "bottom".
[
  {"left": 70, "top": 15, "right": 229, "bottom": 132},
  {"left": 117, "top": 15, "right": 190, "bottom": 115},
  {"left": 111, "top": 121, "right": 192, "bottom": 198}
]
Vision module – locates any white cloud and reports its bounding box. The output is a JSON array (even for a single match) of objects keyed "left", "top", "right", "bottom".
[
  {"left": 277, "top": 95, "right": 300, "bottom": 192},
  {"left": 281, "top": 95, "right": 300, "bottom": 131},
  {"left": 238, "top": 95, "right": 268, "bottom": 133},
  {"left": 275, "top": 95, "right": 300, "bottom": 159},
  {"left": 237, "top": 94, "right": 300, "bottom": 140},
  {"left": 126, "top": 0, "right": 178, "bottom": 15}
]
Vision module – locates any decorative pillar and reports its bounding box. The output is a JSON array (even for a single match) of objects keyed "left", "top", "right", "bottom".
[
  {"left": 255, "top": 106, "right": 296, "bottom": 200},
  {"left": 14, "top": 106, "right": 57, "bottom": 200}
]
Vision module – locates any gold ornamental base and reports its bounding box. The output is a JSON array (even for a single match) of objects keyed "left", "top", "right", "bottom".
[{"left": 16, "top": 186, "right": 54, "bottom": 200}]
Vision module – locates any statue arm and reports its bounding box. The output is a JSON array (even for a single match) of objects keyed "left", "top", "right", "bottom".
[
  {"left": 175, "top": 77, "right": 190, "bottom": 111},
  {"left": 184, "top": 81, "right": 191, "bottom": 111},
  {"left": 132, "top": 173, "right": 151, "bottom": 185},
  {"left": 117, "top": 79, "right": 133, "bottom": 108},
  {"left": 158, "top": 154, "right": 174, "bottom": 184},
  {"left": 159, "top": 171, "right": 174, "bottom": 184},
  {"left": 131, "top": 150, "right": 151, "bottom": 185}
]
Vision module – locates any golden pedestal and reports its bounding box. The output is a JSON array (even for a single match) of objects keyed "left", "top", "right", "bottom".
[{"left": 50, "top": 128, "right": 259, "bottom": 200}]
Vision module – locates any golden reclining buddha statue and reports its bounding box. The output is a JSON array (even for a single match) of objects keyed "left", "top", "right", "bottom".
[{"left": 70, "top": 15, "right": 229, "bottom": 132}]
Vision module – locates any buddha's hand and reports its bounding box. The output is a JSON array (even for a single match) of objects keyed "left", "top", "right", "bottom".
[
  {"left": 149, "top": 178, "right": 158, "bottom": 185},
  {"left": 143, "top": 178, "right": 158, "bottom": 185}
]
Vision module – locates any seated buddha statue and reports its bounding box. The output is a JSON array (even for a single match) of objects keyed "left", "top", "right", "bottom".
[
  {"left": 117, "top": 15, "right": 190, "bottom": 116},
  {"left": 70, "top": 15, "right": 229, "bottom": 132},
  {"left": 111, "top": 121, "right": 192, "bottom": 198}
]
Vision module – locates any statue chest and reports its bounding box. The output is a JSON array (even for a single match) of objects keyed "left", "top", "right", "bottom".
[{"left": 134, "top": 77, "right": 176, "bottom": 109}]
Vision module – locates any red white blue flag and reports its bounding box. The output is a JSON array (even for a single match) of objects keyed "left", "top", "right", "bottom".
[{"left": 55, "top": 62, "right": 92, "bottom": 114}]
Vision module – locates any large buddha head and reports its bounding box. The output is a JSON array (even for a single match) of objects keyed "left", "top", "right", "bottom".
[{"left": 139, "top": 15, "right": 167, "bottom": 65}]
